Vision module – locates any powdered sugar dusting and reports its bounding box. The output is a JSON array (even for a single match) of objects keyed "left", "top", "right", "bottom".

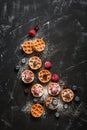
[
  {"left": 21, "top": 101, "right": 32, "bottom": 113},
  {"left": 57, "top": 99, "right": 64, "bottom": 111},
  {"left": 42, "top": 86, "right": 49, "bottom": 100}
]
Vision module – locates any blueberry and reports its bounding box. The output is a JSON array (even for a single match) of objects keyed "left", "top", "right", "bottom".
[
  {"left": 15, "top": 65, "right": 20, "bottom": 71},
  {"left": 21, "top": 58, "right": 26, "bottom": 64},
  {"left": 55, "top": 112, "right": 60, "bottom": 118},
  {"left": 33, "top": 98, "right": 39, "bottom": 103},
  {"left": 74, "top": 96, "right": 80, "bottom": 102},
  {"left": 48, "top": 104, "right": 53, "bottom": 110},
  {"left": 63, "top": 104, "right": 68, "bottom": 109},
  {"left": 52, "top": 99, "right": 58, "bottom": 106},
  {"left": 71, "top": 85, "right": 77, "bottom": 91}
]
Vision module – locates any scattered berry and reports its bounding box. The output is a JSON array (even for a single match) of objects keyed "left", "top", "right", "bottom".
[
  {"left": 24, "top": 88, "right": 29, "bottom": 94},
  {"left": 34, "top": 25, "right": 39, "bottom": 32},
  {"left": 63, "top": 104, "right": 68, "bottom": 109},
  {"left": 59, "top": 80, "right": 65, "bottom": 87},
  {"left": 71, "top": 85, "right": 78, "bottom": 91},
  {"left": 15, "top": 65, "right": 20, "bottom": 71},
  {"left": 33, "top": 98, "right": 39, "bottom": 103},
  {"left": 55, "top": 112, "right": 60, "bottom": 118},
  {"left": 52, "top": 99, "right": 58, "bottom": 106},
  {"left": 28, "top": 29, "right": 36, "bottom": 37},
  {"left": 45, "top": 61, "right": 52, "bottom": 69},
  {"left": 39, "top": 97, "right": 44, "bottom": 104},
  {"left": 21, "top": 58, "right": 26, "bottom": 64},
  {"left": 51, "top": 74, "right": 59, "bottom": 82},
  {"left": 74, "top": 96, "right": 80, "bottom": 102},
  {"left": 48, "top": 104, "right": 53, "bottom": 110}
]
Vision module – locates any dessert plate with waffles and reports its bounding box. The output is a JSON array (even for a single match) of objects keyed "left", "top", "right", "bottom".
[{"left": 29, "top": 56, "right": 42, "bottom": 70}]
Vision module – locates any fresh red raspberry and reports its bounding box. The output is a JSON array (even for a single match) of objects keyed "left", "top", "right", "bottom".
[
  {"left": 45, "top": 61, "right": 52, "bottom": 69},
  {"left": 28, "top": 29, "right": 36, "bottom": 37},
  {"left": 51, "top": 74, "right": 59, "bottom": 82}
]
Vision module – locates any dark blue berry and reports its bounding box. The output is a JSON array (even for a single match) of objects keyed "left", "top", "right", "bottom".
[
  {"left": 55, "top": 112, "right": 60, "bottom": 118},
  {"left": 15, "top": 65, "right": 20, "bottom": 71},
  {"left": 74, "top": 96, "right": 80, "bottom": 102},
  {"left": 21, "top": 58, "right": 26, "bottom": 64},
  {"left": 33, "top": 98, "right": 39, "bottom": 103},
  {"left": 48, "top": 104, "right": 53, "bottom": 110},
  {"left": 71, "top": 85, "right": 77, "bottom": 91},
  {"left": 63, "top": 104, "right": 68, "bottom": 109},
  {"left": 52, "top": 99, "right": 58, "bottom": 106}
]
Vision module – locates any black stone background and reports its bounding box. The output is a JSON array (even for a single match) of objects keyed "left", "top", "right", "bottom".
[{"left": 0, "top": 0, "right": 87, "bottom": 130}]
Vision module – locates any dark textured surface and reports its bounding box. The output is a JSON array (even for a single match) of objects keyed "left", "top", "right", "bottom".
[{"left": 0, "top": 0, "right": 87, "bottom": 130}]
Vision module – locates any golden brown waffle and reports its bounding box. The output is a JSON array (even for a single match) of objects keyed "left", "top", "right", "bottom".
[
  {"left": 30, "top": 103, "right": 44, "bottom": 118},
  {"left": 48, "top": 82, "right": 60, "bottom": 96},
  {"left": 46, "top": 97, "right": 58, "bottom": 110},
  {"left": 31, "top": 84, "right": 44, "bottom": 97},
  {"left": 29, "top": 56, "right": 42, "bottom": 70},
  {"left": 33, "top": 39, "right": 46, "bottom": 52},
  {"left": 61, "top": 88, "right": 74, "bottom": 102},
  {"left": 21, "top": 70, "right": 34, "bottom": 83},
  {"left": 21, "top": 41, "right": 34, "bottom": 54},
  {"left": 38, "top": 69, "right": 51, "bottom": 83}
]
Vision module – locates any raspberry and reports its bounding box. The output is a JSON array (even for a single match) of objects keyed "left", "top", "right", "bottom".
[
  {"left": 51, "top": 74, "right": 59, "bottom": 82},
  {"left": 28, "top": 29, "right": 36, "bottom": 37},
  {"left": 15, "top": 65, "right": 20, "bottom": 71},
  {"left": 51, "top": 86, "right": 58, "bottom": 94},
  {"left": 45, "top": 61, "right": 52, "bottom": 69},
  {"left": 24, "top": 88, "right": 29, "bottom": 94}
]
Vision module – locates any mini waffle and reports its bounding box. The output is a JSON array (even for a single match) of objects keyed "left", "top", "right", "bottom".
[
  {"left": 31, "top": 84, "right": 44, "bottom": 97},
  {"left": 61, "top": 88, "right": 74, "bottom": 102},
  {"left": 30, "top": 103, "right": 44, "bottom": 118},
  {"left": 48, "top": 82, "right": 60, "bottom": 96},
  {"left": 21, "top": 41, "right": 34, "bottom": 54},
  {"left": 38, "top": 69, "right": 51, "bottom": 83},
  {"left": 29, "top": 56, "right": 42, "bottom": 70},
  {"left": 33, "top": 39, "right": 46, "bottom": 52},
  {"left": 46, "top": 97, "right": 58, "bottom": 110},
  {"left": 21, "top": 70, "right": 34, "bottom": 83}
]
